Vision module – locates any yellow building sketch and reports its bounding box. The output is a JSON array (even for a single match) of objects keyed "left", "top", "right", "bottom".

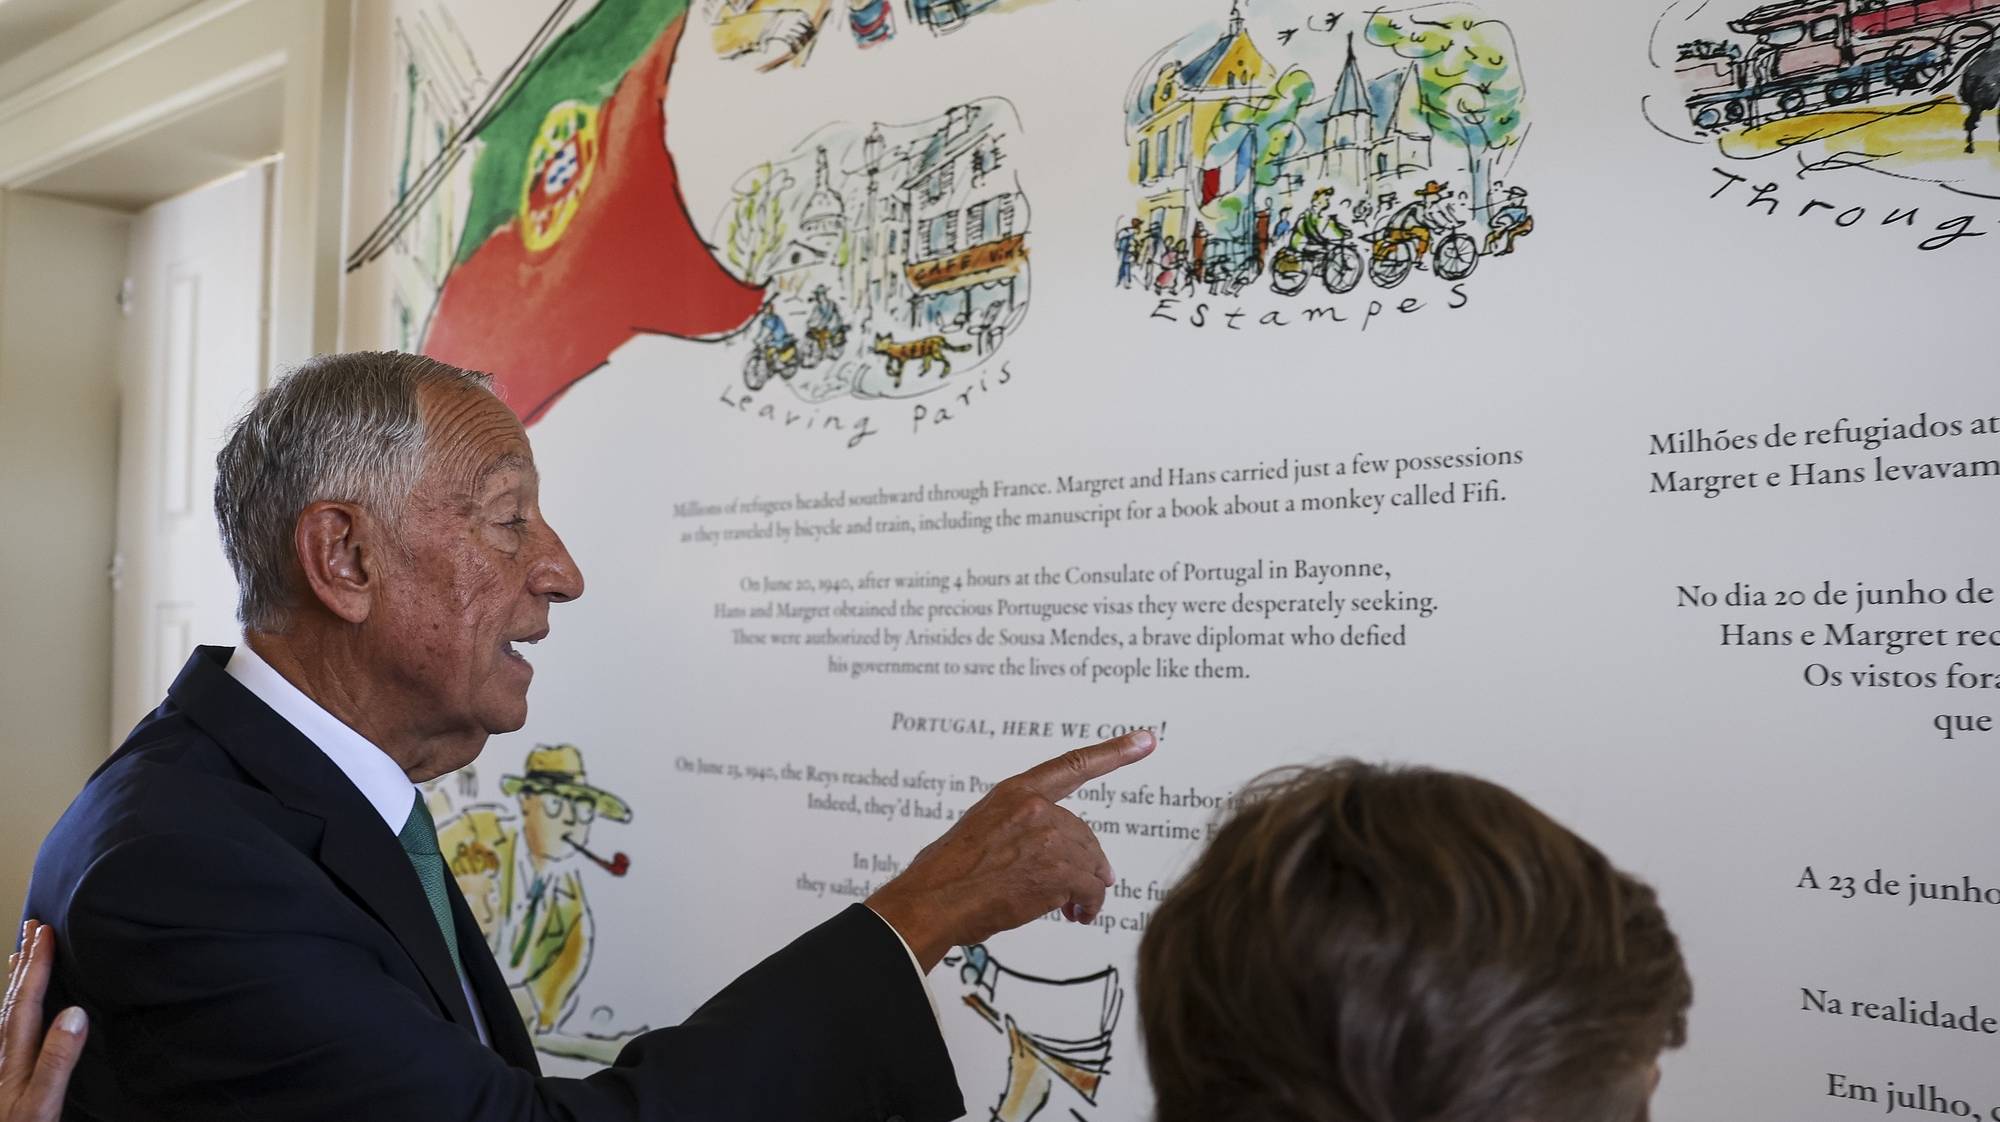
[{"left": 1129, "top": 4, "right": 1276, "bottom": 243}]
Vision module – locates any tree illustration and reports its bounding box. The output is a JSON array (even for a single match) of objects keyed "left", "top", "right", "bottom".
[
  {"left": 724, "top": 162, "right": 795, "bottom": 283},
  {"left": 1203, "top": 67, "right": 1316, "bottom": 242},
  {"left": 1367, "top": 8, "right": 1525, "bottom": 216}
]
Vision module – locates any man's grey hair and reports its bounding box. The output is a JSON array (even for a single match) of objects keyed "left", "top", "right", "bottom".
[{"left": 215, "top": 351, "right": 495, "bottom": 632}]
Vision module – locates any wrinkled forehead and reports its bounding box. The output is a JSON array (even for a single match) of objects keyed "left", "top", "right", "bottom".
[{"left": 416, "top": 382, "right": 536, "bottom": 494}]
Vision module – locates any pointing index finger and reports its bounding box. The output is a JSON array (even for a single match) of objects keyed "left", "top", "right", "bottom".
[{"left": 1016, "top": 730, "right": 1157, "bottom": 801}]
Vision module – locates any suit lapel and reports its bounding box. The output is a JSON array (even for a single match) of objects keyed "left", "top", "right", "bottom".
[
  {"left": 448, "top": 874, "right": 540, "bottom": 1069},
  {"left": 168, "top": 647, "right": 480, "bottom": 1035},
  {"left": 316, "top": 815, "right": 479, "bottom": 1029}
]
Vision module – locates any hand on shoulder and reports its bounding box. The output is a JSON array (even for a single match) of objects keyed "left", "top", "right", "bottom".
[{"left": 1, "top": 921, "right": 86, "bottom": 1122}]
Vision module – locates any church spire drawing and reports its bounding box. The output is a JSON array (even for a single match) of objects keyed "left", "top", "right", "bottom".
[{"left": 800, "top": 146, "right": 846, "bottom": 254}]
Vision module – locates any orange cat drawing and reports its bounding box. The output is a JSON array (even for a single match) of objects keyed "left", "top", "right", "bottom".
[{"left": 873, "top": 333, "right": 970, "bottom": 387}]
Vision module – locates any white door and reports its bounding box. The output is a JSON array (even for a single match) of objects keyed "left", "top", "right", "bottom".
[{"left": 109, "top": 164, "right": 272, "bottom": 740}]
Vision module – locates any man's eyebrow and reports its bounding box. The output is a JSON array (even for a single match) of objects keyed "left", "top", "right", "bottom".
[{"left": 474, "top": 453, "right": 536, "bottom": 491}]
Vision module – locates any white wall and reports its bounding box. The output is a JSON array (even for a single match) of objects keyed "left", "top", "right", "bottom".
[
  {"left": 0, "top": 0, "right": 350, "bottom": 370},
  {"left": 0, "top": 191, "right": 130, "bottom": 916}
]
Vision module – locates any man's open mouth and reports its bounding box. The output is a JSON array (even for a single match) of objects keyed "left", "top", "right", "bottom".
[{"left": 503, "top": 629, "right": 547, "bottom": 662}]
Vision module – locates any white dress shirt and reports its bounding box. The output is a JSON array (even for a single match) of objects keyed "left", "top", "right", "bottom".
[
  {"left": 225, "top": 642, "right": 941, "bottom": 1048},
  {"left": 225, "top": 643, "right": 493, "bottom": 1046}
]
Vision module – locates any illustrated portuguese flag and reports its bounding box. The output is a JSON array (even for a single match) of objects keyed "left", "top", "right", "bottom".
[{"left": 423, "top": 0, "right": 764, "bottom": 424}]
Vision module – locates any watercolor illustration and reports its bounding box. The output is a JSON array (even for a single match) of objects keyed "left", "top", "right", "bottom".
[
  {"left": 947, "top": 944, "right": 1124, "bottom": 1122},
  {"left": 349, "top": 0, "right": 764, "bottom": 425},
  {"left": 1116, "top": 2, "right": 1535, "bottom": 302},
  {"left": 704, "top": 0, "right": 1068, "bottom": 71},
  {"left": 352, "top": 1, "right": 1032, "bottom": 434},
  {"left": 1651, "top": 0, "right": 2000, "bottom": 196},
  {"left": 714, "top": 99, "right": 1030, "bottom": 403},
  {"left": 429, "top": 743, "right": 645, "bottom": 1064}
]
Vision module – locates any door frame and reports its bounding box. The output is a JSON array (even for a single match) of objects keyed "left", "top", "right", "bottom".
[
  {"left": 106, "top": 165, "right": 277, "bottom": 735},
  {"left": 0, "top": 0, "right": 353, "bottom": 369}
]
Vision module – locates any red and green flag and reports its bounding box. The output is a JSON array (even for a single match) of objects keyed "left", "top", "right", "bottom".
[{"left": 423, "top": 0, "right": 763, "bottom": 424}]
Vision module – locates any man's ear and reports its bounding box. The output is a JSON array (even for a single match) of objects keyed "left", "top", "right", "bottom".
[{"left": 295, "top": 501, "right": 377, "bottom": 624}]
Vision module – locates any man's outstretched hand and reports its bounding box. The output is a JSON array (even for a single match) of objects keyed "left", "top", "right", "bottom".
[
  {"left": 867, "top": 730, "right": 1156, "bottom": 970},
  {"left": 1, "top": 921, "right": 86, "bottom": 1122}
]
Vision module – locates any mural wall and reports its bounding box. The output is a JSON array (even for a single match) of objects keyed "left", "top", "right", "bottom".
[{"left": 343, "top": 0, "right": 2000, "bottom": 1115}]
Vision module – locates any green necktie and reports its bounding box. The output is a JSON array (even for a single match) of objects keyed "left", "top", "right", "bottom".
[{"left": 398, "top": 793, "right": 464, "bottom": 975}]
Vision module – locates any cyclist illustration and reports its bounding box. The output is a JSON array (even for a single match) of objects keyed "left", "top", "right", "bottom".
[
  {"left": 743, "top": 303, "right": 801, "bottom": 390},
  {"left": 1382, "top": 181, "right": 1453, "bottom": 259},
  {"left": 804, "top": 285, "right": 847, "bottom": 363},
  {"left": 1367, "top": 180, "right": 1478, "bottom": 287},
  {"left": 1485, "top": 184, "right": 1534, "bottom": 256},
  {"left": 1271, "top": 187, "right": 1362, "bottom": 296}
]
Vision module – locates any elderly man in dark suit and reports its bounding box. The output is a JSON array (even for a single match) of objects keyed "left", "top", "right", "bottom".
[{"left": 25, "top": 351, "right": 1152, "bottom": 1120}]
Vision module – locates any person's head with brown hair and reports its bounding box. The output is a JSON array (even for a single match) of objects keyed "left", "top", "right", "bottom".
[{"left": 1137, "top": 761, "right": 1691, "bottom": 1122}]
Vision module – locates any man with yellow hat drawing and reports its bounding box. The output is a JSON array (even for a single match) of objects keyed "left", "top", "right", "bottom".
[
  {"left": 495, "top": 744, "right": 634, "bottom": 1050},
  {"left": 1381, "top": 179, "right": 1458, "bottom": 264}
]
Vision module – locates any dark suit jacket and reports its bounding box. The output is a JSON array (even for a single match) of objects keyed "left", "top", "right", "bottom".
[{"left": 26, "top": 647, "right": 964, "bottom": 1121}]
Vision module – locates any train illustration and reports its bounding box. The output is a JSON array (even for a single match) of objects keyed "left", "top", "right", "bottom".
[{"left": 1678, "top": 0, "right": 2000, "bottom": 129}]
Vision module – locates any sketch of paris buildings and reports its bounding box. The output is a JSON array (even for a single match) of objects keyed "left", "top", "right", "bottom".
[{"left": 715, "top": 97, "right": 1032, "bottom": 404}]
